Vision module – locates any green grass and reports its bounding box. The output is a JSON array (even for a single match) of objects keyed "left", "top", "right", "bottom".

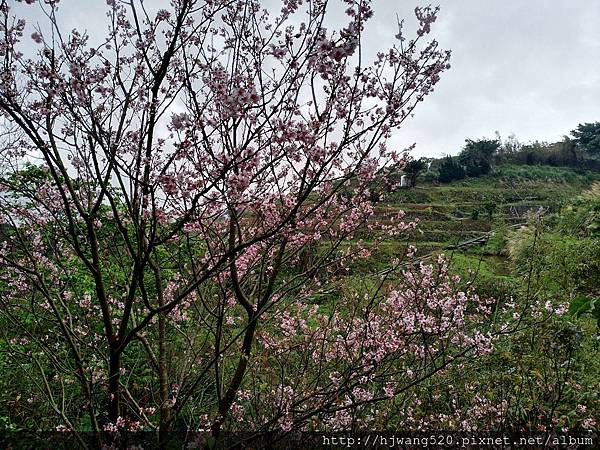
[{"left": 354, "top": 163, "right": 600, "bottom": 286}]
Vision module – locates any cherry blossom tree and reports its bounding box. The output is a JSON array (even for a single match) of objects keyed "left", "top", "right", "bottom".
[{"left": 0, "top": 0, "right": 502, "bottom": 447}]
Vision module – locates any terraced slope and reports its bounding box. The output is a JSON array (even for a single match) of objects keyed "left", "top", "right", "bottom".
[{"left": 357, "top": 164, "right": 600, "bottom": 272}]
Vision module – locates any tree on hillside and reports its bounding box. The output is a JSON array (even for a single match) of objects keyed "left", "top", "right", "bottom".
[
  {"left": 403, "top": 158, "right": 428, "bottom": 187},
  {"left": 571, "top": 122, "right": 600, "bottom": 156},
  {"left": 437, "top": 155, "right": 465, "bottom": 183},
  {"left": 556, "top": 136, "right": 579, "bottom": 166},
  {"left": 508, "top": 138, "right": 582, "bottom": 168},
  {"left": 0, "top": 0, "right": 499, "bottom": 447},
  {"left": 458, "top": 138, "right": 499, "bottom": 177},
  {"left": 494, "top": 131, "right": 522, "bottom": 161}
]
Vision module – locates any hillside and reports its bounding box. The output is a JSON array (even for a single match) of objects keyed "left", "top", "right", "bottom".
[{"left": 359, "top": 164, "right": 600, "bottom": 271}]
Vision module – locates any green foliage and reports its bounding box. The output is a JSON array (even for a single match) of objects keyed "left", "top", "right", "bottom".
[
  {"left": 437, "top": 155, "right": 465, "bottom": 183},
  {"left": 449, "top": 253, "right": 517, "bottom": 300},
  {"left": 403, "top": 158, "right": 428, "bottom": 187},
  {"left": 557, "top": 182, "right": 600, "bottom": 237},
  {"left": 4, "top": 158, "right": 600, "bottom": 435},
  {"left": 483, "top": 225, "right": 509, "bottom": 256},
  {"left": 432, "top": 176, "right": 600, "bottom": 430},
  {"left": 509, "top": 230, "right": 600, "bottom": 295},
  {"left": 501, "top": 138, "right": 591, "bottom": 169},
  {"left": 569, "top": 296, "right": 600, "bottom": 333},
  {"left": 482, "top": 200, "right": 496, "bottom": 220},
  {"left": 571, "top": 122, "right": 600, "bottom": 155},
  {"left": 458, "top": 138, "right": 499, "bottom": 177},
  {"left": 4, "top": 163, "right": 51, "bottom": 185},
  {"left": 490, "top": 163, "right": 594, "bottom": 183}
]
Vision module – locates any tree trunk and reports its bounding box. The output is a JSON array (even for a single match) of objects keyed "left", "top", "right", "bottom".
[
  {"left": 209, "top": 318, "right": 258, "bottom": 440},
  {"left": 158, "top": 311, "right": 171, "bottom": 445},
  {"left": 108, "top": 349, "right": 121, "bottom": 423}
]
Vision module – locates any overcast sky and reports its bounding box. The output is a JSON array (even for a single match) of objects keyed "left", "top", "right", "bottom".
[
  {"left": 381, "top": 0, "right": 600, "bottom": 157},
  {"left": 16, "top": 0, "right": 600, "bottom": 158}
]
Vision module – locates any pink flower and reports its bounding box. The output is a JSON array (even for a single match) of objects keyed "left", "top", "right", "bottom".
[
  {"left": 582, "top": 417, "right": 596, "bottom": 430},
  {"left": 170, "top": 113, "right": 189, "bottom": 131},
  {"left": 156, "top": 9, "right": 170, "bottom": 21}
]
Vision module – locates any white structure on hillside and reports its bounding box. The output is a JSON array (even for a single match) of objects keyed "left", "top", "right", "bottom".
[{"left": 400, "top": 174, "right": 409, "bottom": 187}]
